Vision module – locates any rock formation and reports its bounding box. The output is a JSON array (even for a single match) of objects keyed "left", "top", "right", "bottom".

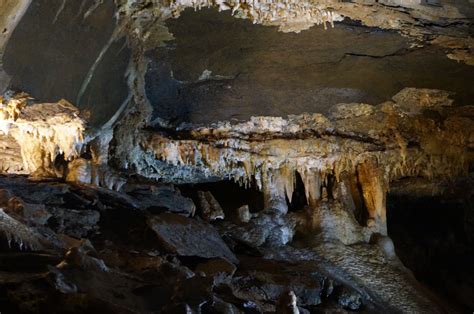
[{"left": 0, "top": 0, "right": 473, "bottom": 313}]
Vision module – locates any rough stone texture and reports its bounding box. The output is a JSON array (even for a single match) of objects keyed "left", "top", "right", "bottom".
[
  {"left": 146, "top": 9, "right": 474, "bottom": 126},
  {"left": 127, "top": 184, "right": 196, "bottom": 216},
  {"left": 392, "top": 87, "right": 454, "bottom": 114},
  {"left": 222, "top": 210, "right": 296, "bottom": 248},
  {"left": 47, "top": 208, "right": 100, "bottom": 239},
  {"left": 236, "top": 205, "right": 251, "bottom": 223},
  {"left": 2, "top": 0, "right": 131, "bottom": 128},
  {"left": 195, "top": 258, "right": 237, "bottom": 283},
  {"left": 264, "top": 242, "right": 445, "bottom": 313},
  {"left": 196, "top": 190, "right": 225, "bottom": 221},
  {"left": 0, "top": 174, "right": 470, "bottom": 312},
  {"left": 0, "top": 134, "right": 24, "bottom": 174},
  {"left": 0, "top": 94, "right": 86, "bottom": 175},
  {"left": 147, "top": 213, "right": 238, "bottom": 263}
]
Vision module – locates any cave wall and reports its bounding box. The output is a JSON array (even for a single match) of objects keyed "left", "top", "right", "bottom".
[{"left": 1, "top": 0, "right": 131, "bottom": 128}]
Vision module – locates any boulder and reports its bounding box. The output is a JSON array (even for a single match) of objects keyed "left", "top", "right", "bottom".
[
  {"left": 195, "top": 258, "right": 237, "bottom": 284},
  {"left": 196, "top": 190, "right": 225, "bottom": 221},
  {"left": 147, "top": 213, "right": 238, "bottom": 264},
  {"left": 128, "top": 185, "right": 196, "bottom": 217}
]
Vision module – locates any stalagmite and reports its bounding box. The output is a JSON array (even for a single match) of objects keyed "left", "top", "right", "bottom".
[
  {"left": 0, "top": 0, "right": 473, "bottom": 311},
  {"left": 357, "top": 158, "right": 387, "bottom": 235},
  {"left": 168, "top": 0, "right": 342, "bottom": 32}
]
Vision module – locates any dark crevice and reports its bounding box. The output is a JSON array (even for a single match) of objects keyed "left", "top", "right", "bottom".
[{"left": 343, "top": 48, "right": 414, "bottom": 60}]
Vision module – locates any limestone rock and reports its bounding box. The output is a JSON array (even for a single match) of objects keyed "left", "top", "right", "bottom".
[
  {"left": 236, "top": 205, "right": 251, "bottom": 223},
  {"left": 223, "top": 211, "right": 295, "bottom": 248},
  {"left": 392, "top": 88, "right": 454, "bottom": 114},
  {"left": 337, "top": 287, "right": 363, "bottom": 310},
  {"left": 47, "top": 207, "right": 100, "bottom": 239},
  {"left": 276, "top": 290, "right": 300, "bottom": 314},
  {"left": 147, "top": 213, "right": 238, "bottom": 263},
  {"left": 195, "top": 258, "right": 237, "bottom": 284},
  {"left": 329, "top": 103, "right": 375, "bottom": 120},
  {"left": 128, "top": 184, "right": 196, "bottom": 217},
  {"left": 231, "top": 257, "right": 324, "bottom": 308},
  {"left": 196, "top": 190, "right": 225, "bottom": 221}
]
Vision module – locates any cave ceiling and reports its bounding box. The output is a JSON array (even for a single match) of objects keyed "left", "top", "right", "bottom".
[
  {"left": 0, "top": 0, "right": 473, "bottom": 128},
  {"left": 0, "top": 0, "right": 473, "bottom": 313}
]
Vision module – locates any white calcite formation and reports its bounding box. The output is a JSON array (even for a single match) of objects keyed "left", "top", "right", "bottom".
[
  {"left": 0, "top": 93, "right": 86, "bottom": 175},
  {"left": 0, "top": 93, "right": 126, "bottom": 190},
  {"left": 0, "top": 208, "right": 44, "bottom": 251},
  {"left": 133, "top": 88, "right": 473, "bottom": 238},
  {"left": 169, "top": 0, "right": 342, "bottom": 32},
  {"left": 117, "top": 0, "right": 473, "bottom": 65},
  {"left": 133, "top": 0, "right": 468, "bottom": 34}
]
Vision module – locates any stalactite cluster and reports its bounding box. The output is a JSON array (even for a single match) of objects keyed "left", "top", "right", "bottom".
[
  {"left": 133, "top": 89, "right": 472, "bottom": 236},
  {"left": 169, "top": 0, "right": 341, "bottom": 31},
  {"left": 0, "top": 93, "right": 86, "bottom": 175}
]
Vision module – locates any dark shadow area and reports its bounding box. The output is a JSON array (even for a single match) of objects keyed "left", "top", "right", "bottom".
[
  {"left": 387, "top": 181, "right": 474, "bottom": 312},
  {"left": 288, "top": 171, "right": 308, "bottom": 212},
  {"left": 180, "top": 179, "right": 264, "bottom": 214}
]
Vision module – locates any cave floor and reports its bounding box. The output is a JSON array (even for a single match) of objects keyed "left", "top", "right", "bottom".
[{"left": 0, "top": 175, "right": 463, "bottom": 313}]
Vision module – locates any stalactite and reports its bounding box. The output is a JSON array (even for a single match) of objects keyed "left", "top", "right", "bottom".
[
  {"left": 0, "top": 208, "right": 44, "bottom": 251},
  {"left": 134, "top": 89, "right": 472, "bottom": 245},
  {"left": 0, "top": 94, "right": 86, "bottom": 175},
  {"left": 168, "top": 0, "right": 343, "bottom": 32}
]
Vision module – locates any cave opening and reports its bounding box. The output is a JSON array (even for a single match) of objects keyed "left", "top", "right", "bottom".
[
  {"left": 180, "top": 179, "right": 265, "bottom": 215},
  {"left": 287, "top": 171, "right": 308, "bottom": 212}
]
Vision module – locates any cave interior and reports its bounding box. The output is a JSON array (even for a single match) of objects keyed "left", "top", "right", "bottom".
[{"left": 0, "top": 0, "right": 473, "bottom": 313}]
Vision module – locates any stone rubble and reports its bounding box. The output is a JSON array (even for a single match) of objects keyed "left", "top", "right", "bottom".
[{"left": 0, "top": 175, "right": 389, "bottom": 313}]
